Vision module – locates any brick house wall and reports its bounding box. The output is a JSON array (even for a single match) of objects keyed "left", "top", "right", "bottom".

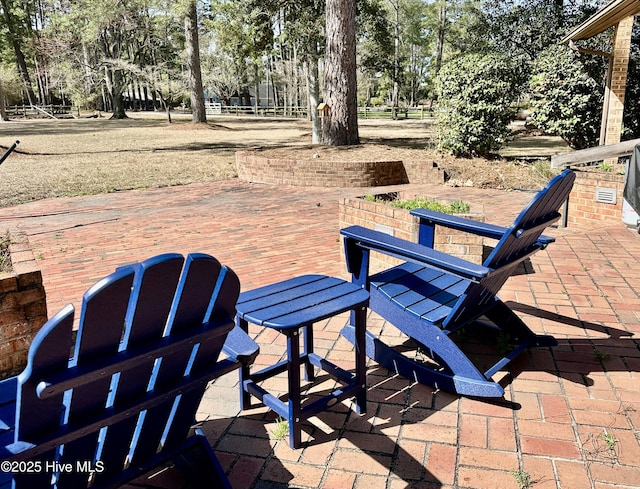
[{"left": 566, "top": 171, "right": 625, "bottom": 226}]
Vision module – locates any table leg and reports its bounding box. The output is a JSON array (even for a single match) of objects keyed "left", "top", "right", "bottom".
[
  {"left": 286, "top": 329, "right": 302, "bottom": 449},
  {"left": 302, "top": 323, "right": 315, "bottom": 381},
  {"left": 237, "top": 317, "right": 252, "bottom": 410}
]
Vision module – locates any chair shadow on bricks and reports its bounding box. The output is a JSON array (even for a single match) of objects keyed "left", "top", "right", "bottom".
[
  {"left": 201, "top": 303, "right": 636, "bottom": 488},
  {"left": 194, "top": 417, "right": 295, "bottom": 489},
  {"left": 505, "top": 302, "right": 639, "bottom": 388},
  {"left": 227, "top": 367, "right": 466, "bottom": 487}
]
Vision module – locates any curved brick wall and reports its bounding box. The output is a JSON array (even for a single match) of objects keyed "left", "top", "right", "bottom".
[{"left": 236, "top": 151, "right": 425, "bottom": 187}]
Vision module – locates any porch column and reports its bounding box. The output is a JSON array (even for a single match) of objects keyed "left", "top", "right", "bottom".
[{"left": 603, "top": 15, "right": 635, "bottom": 147}]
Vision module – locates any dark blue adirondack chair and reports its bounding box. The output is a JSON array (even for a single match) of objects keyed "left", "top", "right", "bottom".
[
  {"left": 340, "top": 169, "right": 575, "bottom": 397},
  {"left": 0, "top": 253, "right": 258, "bottom": 488}
]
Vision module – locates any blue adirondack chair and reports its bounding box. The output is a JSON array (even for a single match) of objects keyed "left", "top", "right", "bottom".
[
  {"left": 0, "top": 253, "right": 258, "bottom": 488},
  {"left": 340, "top": 169, "right": 575, "bottom": 397}
]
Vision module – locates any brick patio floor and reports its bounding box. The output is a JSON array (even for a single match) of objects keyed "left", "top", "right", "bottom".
[{"left": 1, "top": 179, "right": 639, "bottom": 489}]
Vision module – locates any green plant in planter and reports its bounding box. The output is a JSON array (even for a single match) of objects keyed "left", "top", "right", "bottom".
[
  {"left": 599, "top": 161, "right": 613, "bottom": 172},
  {"left": 390, "top": 197, "right": 470, "bottom": 214}
]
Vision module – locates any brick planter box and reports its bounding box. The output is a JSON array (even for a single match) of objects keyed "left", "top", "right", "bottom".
[
  {"left": 338, "top": 192, "right": 485, "bottom": 274},
  {"left": 567, "top": 170, "right": 625, "bottom": 227},
  {"left": 236, "top": 151, "right": 444, "bottom": 187},
  {"left": 0, "top": 230, "right": 48, "bottom": 379}
]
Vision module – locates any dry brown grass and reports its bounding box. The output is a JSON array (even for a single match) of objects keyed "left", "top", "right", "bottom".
[
  {"left": 0, "top": 113, "right": 567, "bottom": 208},
  {"left": 0, "top": 114, "right": 307, "bottom": 207},
  {"left": 0, "top": 231, "right": 11, "bottom": 273}
]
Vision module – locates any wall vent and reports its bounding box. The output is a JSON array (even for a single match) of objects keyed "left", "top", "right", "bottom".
[{"left": 595, "top": 187, "right": 617, "bottom": 205}]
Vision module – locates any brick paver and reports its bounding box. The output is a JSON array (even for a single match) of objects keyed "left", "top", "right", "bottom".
[{"left": 1, "top": 178, "right": 638, "bottom": 488}]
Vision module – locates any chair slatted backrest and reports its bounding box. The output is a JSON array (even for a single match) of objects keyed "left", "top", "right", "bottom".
[
  {"left": 443, "top": 169, "right": 575, "bottom": 330},
  {"left": 12, "top": 253, "right": 239, "bottom": 488}
]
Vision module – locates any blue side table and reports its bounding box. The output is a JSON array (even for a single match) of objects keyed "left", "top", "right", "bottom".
[{"left": 235, "top": 275, "right": 369, "bottom": 448}]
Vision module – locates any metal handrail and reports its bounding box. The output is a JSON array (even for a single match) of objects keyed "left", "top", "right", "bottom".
[{"left": 0, "top": 140, "right": 19, "bottom": 166}]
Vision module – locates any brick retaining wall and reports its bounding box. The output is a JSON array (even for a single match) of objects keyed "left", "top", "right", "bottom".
[
  {"left": 0, "top": 230, "right": 48, "bottom": 379},
  {"left": 338, "top": 192, "right": 484, "bottom": 274},
  {"left": 236, "top": 151, "right": 444, "bottom": 187}
]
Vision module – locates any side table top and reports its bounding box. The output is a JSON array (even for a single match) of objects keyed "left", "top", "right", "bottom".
[{"left": 236, "top": 275, "right": 369, "bottom": 329}]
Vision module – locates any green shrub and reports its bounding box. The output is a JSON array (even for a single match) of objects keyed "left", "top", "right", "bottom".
[
  {"left": 435, "top": 53, "right": 520, "bottom": 157},
  {"left": 0, "top": 66, "right": 24, "bottom": 106},
  {"left": 529, "top": 46, "right": 603, "bottom": 149}
]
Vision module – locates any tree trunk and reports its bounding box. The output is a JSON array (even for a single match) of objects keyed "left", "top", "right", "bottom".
[
  {"left": 292, "top": 45, "right": 300, "bottom": 111},
  {"left": 554, "top": 0, "right": 564, "bottom": 30},
  {"left": 151, "top": 87, "right": 158, "bottom": 110},
  {"left": 254, "top": 63, "right": 260, "bottom": 114},
  {"left": 136, "top": 81, "right": 143, "bottom": 111},
  {"left": 82, "top": 43, "right": 94, "bottom": 101},
  {"left": 0, "top": 0, "right": 37, "bottom": 105},
  {"left": 111, "top": 90, "right": 127, "bottom": 119},
  {"left": 270, "top": 55, "right": 279, "bottom": 107},
  {"left": 307, "top": 43, "right": 321, "bottom": 144},
  {"left": 185, "top": 0, "right": 206, "bottom": 123},
  {"left": 392, "top": 0, "right": 400, "bottom": 119},
  {"left": 107, "top": 67, "right": 127, "bottom": 119},
  {"left": 0, "top": 83, "right": 7, "bottom": 121},
  {"left": 322, "top": 0, "right": 359, "bottom": 146},
  {"left": 434, "top": 0, "right": 447, "bottom": 76}
]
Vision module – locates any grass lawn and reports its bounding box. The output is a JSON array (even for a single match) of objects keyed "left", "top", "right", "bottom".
[
  {"left": 0, "top": 114, "right": 305, "bottom": 207},
  {"left": 0, "top": 113, "right": 569, "bottom": 208}
]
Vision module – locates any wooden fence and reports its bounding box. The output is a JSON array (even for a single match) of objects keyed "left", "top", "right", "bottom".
[
  {"left": 4, "top": 104, "right": 434, "bottom": 121},
  {"left": 5, "top": 105, "right": 79, "bottom": 119}
]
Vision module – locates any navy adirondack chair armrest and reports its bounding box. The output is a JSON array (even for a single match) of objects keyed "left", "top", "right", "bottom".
[
  {"left": 341, "top": 225, "right": 491, "bottom": 284},
  {"left": 410, "top": 208, "right": 555, "bottom": 248},
  {"left": 222, "top": 325, "right": 260, "bottom": 365}
]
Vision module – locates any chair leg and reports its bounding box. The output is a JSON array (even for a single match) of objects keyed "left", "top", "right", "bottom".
[
  {"left": 352, "top": 307, "right": 367, "bottom": 414},
  {"left": 175, "top": 430, "right": 233, "bottom": 489}
]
